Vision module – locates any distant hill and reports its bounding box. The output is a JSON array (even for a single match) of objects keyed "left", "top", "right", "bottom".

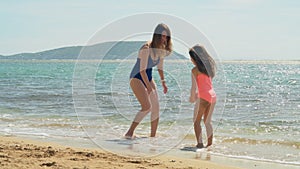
[{"left": 0, "top": 41, "right": 187, "bottom": 60}]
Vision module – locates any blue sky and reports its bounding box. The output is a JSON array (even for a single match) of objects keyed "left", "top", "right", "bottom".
[{"left": 0, "top": 0, "right": 299, "bottom": 60}]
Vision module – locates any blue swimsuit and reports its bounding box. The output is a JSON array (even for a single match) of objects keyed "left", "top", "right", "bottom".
[{"left": 130, "top": 55, "right": 160, "bottom": 86}]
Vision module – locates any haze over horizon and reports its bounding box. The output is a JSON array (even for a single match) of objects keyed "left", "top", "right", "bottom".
[{"left": 1, "top": 1, "right": 299, "bottom": 60}]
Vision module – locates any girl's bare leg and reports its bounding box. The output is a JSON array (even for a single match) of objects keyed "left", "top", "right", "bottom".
[
  {"left": 194, "top": 99, "right": 209, "bottom": 147},
  {"left": 125, "top": 79, "right": 151, "bottom": 138},
  {"left": 203, "top": 102, "right": 216, "bottom": 147}
]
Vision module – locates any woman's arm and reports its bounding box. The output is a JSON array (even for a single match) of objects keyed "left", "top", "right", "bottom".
[
  {"left": 189, "top": 68, "right": 198, "bottom": 103},
  {"left": 139, "top": 45, "right": 153, "bottom": 94},
  {"left": 157, "top": 57, "right": 168, "bottom": 94}
]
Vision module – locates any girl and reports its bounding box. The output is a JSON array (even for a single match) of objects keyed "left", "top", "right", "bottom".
[
  {"left": 125, "top": 23, "right": 172, "bottom": 138},
  {"left": 189, "top": 45, "right": 216, "bottom": 148}
]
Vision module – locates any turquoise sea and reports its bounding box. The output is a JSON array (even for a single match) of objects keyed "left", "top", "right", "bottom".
[{"left": 0, "top": 60, "right": 299, "bottom": 168}]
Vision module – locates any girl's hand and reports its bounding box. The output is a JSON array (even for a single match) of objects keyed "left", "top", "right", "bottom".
[{"left": 189, "top": 92, "right": 198, "bottom": 103}]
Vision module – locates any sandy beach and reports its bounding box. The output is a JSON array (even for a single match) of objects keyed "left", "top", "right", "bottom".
[{"left": 0, "top": 136, "right": 242, "bottom": 169}]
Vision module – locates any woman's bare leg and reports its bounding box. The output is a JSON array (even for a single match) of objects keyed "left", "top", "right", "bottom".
[
  {"left": 149, "top": 80, "right": 159, "bottom": 137},
  {"left": 125, "top": 78, "right": 151, "bottom": 138}
]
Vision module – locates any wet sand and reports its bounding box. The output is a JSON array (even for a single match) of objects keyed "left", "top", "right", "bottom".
[{"left": 0, "top": 136, "right": 241, "bottom": 169}]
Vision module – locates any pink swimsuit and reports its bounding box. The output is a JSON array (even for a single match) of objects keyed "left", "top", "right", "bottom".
[{"left": 196, "top": 74, "right": 216, "bottom": 103}]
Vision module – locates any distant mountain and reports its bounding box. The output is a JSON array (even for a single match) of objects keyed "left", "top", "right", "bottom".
[{"left": 0, "top": 41, "right": 187, "bottom": 60}]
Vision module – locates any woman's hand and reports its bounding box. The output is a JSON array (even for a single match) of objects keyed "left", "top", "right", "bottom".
[
  {"left": 147, "top": 87, "right": 153, "bottom": 95},
  {"left": 162, "top": 82, "right": 168, "bottom": 94}
]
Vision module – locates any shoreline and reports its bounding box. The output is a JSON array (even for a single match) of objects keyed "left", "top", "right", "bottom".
[
  {"left": 0, "top": 135, "right": 240, "bottom": 169},
  {"left": 0, "top": 135, "right": 298, "bottom": 169}
]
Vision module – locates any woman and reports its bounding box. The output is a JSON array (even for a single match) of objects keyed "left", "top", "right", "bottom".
[{"left": 125, "top": 23, "right": 172, "bottom": 138}]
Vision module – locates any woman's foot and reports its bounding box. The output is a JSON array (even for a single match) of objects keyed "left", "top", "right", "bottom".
[
  {"left": 196, "top": 143, "right": 204, "bottom": 148},
  {"left": 124, "top": 131, "right": 134, "bottom": 139},
  {"left": 124, "top": 135, "right": 135, "bottom": 140},
  {"left": 124, "top": 132, "right": 137, "bottom": 139}
]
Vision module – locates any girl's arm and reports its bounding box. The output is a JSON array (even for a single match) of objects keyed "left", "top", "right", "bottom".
[
  {"left": 157, "top": 57, "right": 168, "bottom": 94},
  {"left": 189, "top": 68, "right": 198, "bottom": 103}
]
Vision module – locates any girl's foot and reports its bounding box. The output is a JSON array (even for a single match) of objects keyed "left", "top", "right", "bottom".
[
  {"left": 196, "top": 143, "right": 204, "bottom": 148},
  {"left": 206, "top": 135, "right": 213, "bottom": 147}
]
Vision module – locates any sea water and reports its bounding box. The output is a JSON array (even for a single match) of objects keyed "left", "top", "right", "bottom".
[{"left": 0, "top": 60, "right": 299, "bottom": 167}]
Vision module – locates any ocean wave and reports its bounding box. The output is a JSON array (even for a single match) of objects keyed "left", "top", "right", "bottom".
[
  {"left": 182, "top": 133, "right": 300, "bottom": 149},
  {"left": 27, "top": 123, "right": 80, "bottom": 128},
  {"left": 210, "top": 151, "right": 300, "bottom": 166},
  {"left": 219, "top": 137, "right": 300, "bottom": 149}
]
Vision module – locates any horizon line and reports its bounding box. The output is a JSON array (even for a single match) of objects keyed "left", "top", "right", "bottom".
[{"left": 1, "top": 59, "right": 300, "bottom": 64}]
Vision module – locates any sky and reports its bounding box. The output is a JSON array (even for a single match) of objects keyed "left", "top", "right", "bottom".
[{"left": 0, "top": 0, "right": 299, "bottom": 60}]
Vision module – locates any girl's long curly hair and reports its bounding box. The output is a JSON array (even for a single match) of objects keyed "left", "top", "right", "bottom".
[{"left": 189, "top": 45, "right": 216, "bottom": 78}]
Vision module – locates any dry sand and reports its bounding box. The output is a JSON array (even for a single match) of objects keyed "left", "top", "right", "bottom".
[{"left": 0, "top": 136, "right": 241, "bottom": 169}]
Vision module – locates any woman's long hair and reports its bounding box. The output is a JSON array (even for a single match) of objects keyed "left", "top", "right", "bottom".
[
  {"left": 189, "top": 45, "right": 216, "bottom": 78},
  {"left": 150, "top": 23, "right": 172, "bottom": 56}
]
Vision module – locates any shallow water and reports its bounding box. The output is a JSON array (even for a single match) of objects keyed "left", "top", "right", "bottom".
[{"left": 0, "top": 60, "right": 299, "bottom": 166}]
